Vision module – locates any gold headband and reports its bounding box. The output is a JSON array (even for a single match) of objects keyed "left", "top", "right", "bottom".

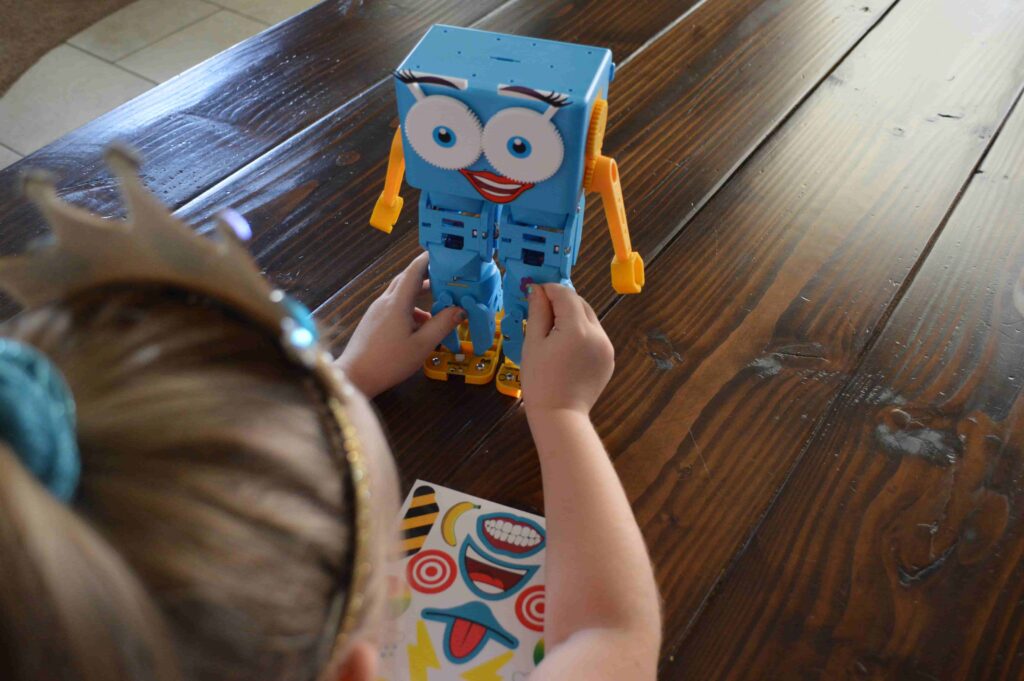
[{"left": 0, "top": 146, "right": 372, "bottom": 672}]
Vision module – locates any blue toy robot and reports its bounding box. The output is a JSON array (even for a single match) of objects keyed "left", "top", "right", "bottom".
[{"left": 371, "top": 25, "right": 644, "bottom": 396}]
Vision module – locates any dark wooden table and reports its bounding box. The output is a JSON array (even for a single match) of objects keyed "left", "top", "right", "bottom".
[{"left": 3, "top": 1, "right": 1024, "bottom": 678}]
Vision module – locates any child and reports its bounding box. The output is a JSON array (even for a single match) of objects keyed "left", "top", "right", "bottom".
[{"left": 0, "top": 150, "right": 660, "bottom": 681}]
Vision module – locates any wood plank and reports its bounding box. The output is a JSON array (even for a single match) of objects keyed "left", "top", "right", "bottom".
[
  {"left": 0, "top": 0, "right": 510, "bottom": 250},
  {"left": 311, "top": 0, "right": 898, "bottom": 479},
  {"left": 424, "top": 0, "right": 1024, "bottom": 670},
  {"left": 171, "top": 0, "right": 703, "bottom": 298},
  {"left": 667, "top": 92, "right": 1024, "bottom": 680}
]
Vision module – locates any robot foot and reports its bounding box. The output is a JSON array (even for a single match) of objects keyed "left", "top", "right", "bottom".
[
  {"left": 495, "top": 357, "right": 522, "bottom": 398},
  {"left": 424, "top": 316, "right": 504, "bottom": 385}
]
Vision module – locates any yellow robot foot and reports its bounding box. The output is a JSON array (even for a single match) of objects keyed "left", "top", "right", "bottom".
[
  {"left": 495, "top": 358, "right": 522, "bottom": 398},
  {"left": 424, "top": 320, "right": 503, "bottom": 385}
]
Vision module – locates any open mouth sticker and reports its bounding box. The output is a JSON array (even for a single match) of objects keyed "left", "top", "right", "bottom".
[
  {"left": 478, "top": 512, "right": 546, "bottom": 559},
  {"left": 459, "top": 169, "right": 534, "bottom": 203},
  {"left": 460, "top": 536, "right": 539, "bottom": 601},
  {"left": 422, "top": 602, "right": 519, "bottom": 664}
]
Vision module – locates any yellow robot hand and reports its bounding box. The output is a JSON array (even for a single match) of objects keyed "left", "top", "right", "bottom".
[
  {"left": 611, "top": 250, "right": 645, "bottom": 295},
  {"left": 370, "top": 127, "right": 406, "bottom": 234},
  {"left": 370, "top": 194, "right": 403, "bottom": 234}
]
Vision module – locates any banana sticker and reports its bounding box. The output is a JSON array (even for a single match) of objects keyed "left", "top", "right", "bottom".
[{"left": 442, "top": 501, "right": 480, "bottom": 547}]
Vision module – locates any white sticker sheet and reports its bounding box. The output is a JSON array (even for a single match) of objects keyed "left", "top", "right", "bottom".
[{"left": 380, "top": 481, "right": 547, "bottom": 681}]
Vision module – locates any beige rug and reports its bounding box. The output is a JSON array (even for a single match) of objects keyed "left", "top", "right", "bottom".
[{"left": 0, "top": 0, "right": 136, "bottom": 95}]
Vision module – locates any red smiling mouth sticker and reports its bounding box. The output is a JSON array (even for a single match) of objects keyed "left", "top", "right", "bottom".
[
  {"left": 459, "top": 169, "right": 534, "bottom": 203},
  {"left": 481, "top": 515, "right": 545, "bottom": 556},
  {"left": 463, "top": 542, "right": 532, "bottom": 596}
]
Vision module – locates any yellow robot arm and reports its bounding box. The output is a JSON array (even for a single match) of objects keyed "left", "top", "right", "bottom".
[
  {"left": 370, "top": 127, "right": 406, "bottom": 234},
  {"left": 584, "top": 100, "right": 645, "bottom": 294}
]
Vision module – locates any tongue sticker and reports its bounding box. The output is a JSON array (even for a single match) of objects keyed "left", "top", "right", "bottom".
[
  {"left": 449, "top": 617, "right": 487, "bottom": 658},
  {"left": 422, "top": 602, "right": 519, "bottom": 664}
]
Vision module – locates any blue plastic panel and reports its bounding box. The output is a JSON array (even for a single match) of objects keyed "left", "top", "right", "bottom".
[{"left": 395, "top": 25, "right": 613, "bottom": 215}]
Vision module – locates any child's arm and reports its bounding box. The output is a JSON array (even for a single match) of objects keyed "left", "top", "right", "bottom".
[
  {"left": 520, "top": 284, "right": 662, "bottom": 680},
  {"left": 336, "top": 252, "right": 463, "bottom": 398}
]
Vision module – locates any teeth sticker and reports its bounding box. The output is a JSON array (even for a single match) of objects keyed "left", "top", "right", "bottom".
[{"left": 477, "top": 512, "right": 546, "bottom": 559}]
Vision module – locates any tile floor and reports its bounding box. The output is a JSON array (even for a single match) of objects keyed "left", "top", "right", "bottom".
[{"left": 0, "top": 0, "right": 322, "bottom": 170}]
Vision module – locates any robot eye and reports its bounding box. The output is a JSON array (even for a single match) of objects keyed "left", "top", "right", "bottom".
[
  {"left": 507, "top": 136, "right": 531, "bottom": 158},
  {"left": 433, "top": 126, "right": 456, "bottom": 147},
  {"left": 482, "top": 108, "right": 564, "bottom": 183},
  {"left": 404, "top": 95, "right": 482, "bottom": 170}
]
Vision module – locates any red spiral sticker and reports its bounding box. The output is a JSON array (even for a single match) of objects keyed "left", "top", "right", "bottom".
[
  {"left": 406, "top": 549, "right": 457, "bottom": 594},
  {"left": 515, "top": 585, "right": 545, "bottom": 632}
]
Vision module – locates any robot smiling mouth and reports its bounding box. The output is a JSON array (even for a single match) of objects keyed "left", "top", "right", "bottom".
[
  {"left": 460, "top": 538, "right": 539, "bottom": 599},
  {"left": 459, "top": 169, "right": 534, "bottom": 203}
]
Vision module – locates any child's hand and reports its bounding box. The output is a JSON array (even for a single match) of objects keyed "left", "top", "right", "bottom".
[
  {"left": 336, "top": 253, "right": 463, "bottom": 398},
  {"left": 521, "top": 284, "right": 614, "bottom": 416}
]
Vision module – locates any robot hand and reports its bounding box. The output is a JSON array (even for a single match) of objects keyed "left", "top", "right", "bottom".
[
  {"left": 370, "top": 194, "right": 404, "bottom": 234},
  {"left": 370, "top": 128, "right": 406, "bottom": 234},
  {"left": 611, "top": 251, "right": 645, "bottom": 294}
]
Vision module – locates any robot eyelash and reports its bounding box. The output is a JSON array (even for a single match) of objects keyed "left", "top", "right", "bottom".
[
  {"left": 394, "top": 69, "right": 461, "bottom": 89},
  {"left": 541, "top": 92, "right": 571, "bottom": 107},
  {"left": 497, "top": 85, "right": 571, "bottom": 108}
]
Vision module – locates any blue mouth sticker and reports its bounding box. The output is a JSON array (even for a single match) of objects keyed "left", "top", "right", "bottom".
[
  {"left": 460, "top": 536, "right": 539, "bottom": 601},
  {"left": 477, "top": 512, "right": 546, "bottom": 558},
  {"left": 422, "top": 602, "right": 519, "bottom": 664}
]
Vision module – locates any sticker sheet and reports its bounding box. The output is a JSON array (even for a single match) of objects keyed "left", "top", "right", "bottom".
[{"left": 380, "top": 481, "right": 546, "bottom": 681}]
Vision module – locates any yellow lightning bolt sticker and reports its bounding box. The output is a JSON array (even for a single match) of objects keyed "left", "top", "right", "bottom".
[
  {"left": 407, "top": 620, "right": 441, "bottom": 681},
  {"left": 460, "top": 651, "right": 515, "bottom": 681}
]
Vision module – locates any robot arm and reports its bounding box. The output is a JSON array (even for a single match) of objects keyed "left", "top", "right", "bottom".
[
  {"left": 584, "top": 99, "right": 644, "bottom": 294},
  {"left": 591, "top": 154, "right": 644, "bottom": 294},
  {"left": 370, "top": 127, "right": 406, "bottom": 234}
]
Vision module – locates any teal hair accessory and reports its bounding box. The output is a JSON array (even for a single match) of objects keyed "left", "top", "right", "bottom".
[{"left": 0, "top": 339, "right": 80, "bottom": 502}]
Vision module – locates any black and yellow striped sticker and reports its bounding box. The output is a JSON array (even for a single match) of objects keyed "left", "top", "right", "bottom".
[{"left": 401, "top": 485, "right": 439, "bottom": 557}]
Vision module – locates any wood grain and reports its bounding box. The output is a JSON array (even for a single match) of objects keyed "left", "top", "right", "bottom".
[
  {"left": 667, "top": 88, "right": 1024, "bottom": 681},
  {"left": 0, "top": 0, "right": 510, "bottom": 253},
  {"left": 311, "top": 0, "right": 898, "bottom": 484},
  {"left": 432, "top": 0, "right": 1024, "bottom": 671}
]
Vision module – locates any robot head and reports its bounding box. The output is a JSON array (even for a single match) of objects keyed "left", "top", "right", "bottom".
[{"left": 394, "top": 25, "right": 614, "bottom": 214}]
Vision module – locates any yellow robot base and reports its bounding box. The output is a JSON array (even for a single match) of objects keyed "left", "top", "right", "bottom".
[
  {"left": 495, "top": 358, "right": 522, "bottom": 399},
  {"left": 424, "top": 314, "right": 504, "bottom": 386}
]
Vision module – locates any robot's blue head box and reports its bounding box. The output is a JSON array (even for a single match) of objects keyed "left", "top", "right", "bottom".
[{"left": 394, "top": 25, "right": 614, "bottom": 215}]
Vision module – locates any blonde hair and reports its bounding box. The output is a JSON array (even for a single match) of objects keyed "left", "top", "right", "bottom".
[{"left": 0, "top": 286, "right": 383, "bottom": 681}]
